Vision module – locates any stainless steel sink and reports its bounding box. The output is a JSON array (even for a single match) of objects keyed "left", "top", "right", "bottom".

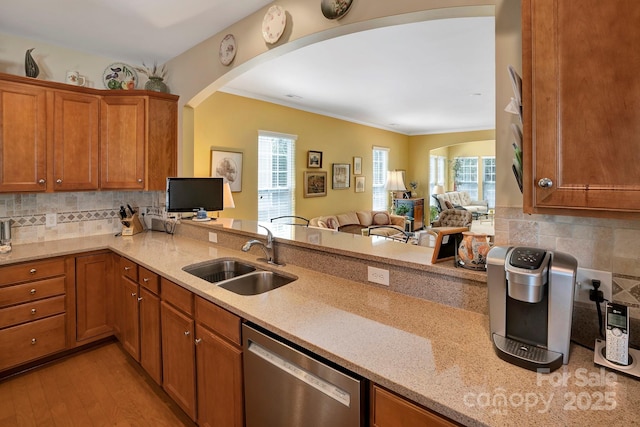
[
  {"left": 182, "top": 258, "right": 257, "bottom": 283},
  {"left": 217, "top": 270, "right": 297, "bottom": 295}
]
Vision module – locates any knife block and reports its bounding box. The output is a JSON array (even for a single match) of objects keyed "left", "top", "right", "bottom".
[{"left": 121, "top": 213, "right": 144, "bottom": 236}]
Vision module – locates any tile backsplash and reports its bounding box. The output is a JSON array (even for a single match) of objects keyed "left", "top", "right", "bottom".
[{"left": 0, "top": 191, "right": 164, "bottom": 244}]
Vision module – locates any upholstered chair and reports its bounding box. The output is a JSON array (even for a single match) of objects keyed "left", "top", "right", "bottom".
[{"left": 430, "top": 209, "right": 472, "bottom": 228}]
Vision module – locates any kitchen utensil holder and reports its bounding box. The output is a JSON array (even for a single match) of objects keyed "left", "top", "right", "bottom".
[{"left": 121, "top": 213, "right": 144, "bottom": 236}]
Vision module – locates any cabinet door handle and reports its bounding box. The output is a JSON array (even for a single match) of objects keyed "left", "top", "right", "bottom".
[
  {"left": 124, "top": 266, "right": 131, "bottom": 271},
  {"left": 56, "top": 179, "right": 62, "bottom": 184},
  {"left": 131, "top": 292, "right": 137, "bottom": 297},
  {"left": 31, "top": 308, "right": 37, "bottom": 315},
  {"left": 31, "top": 338, "right": 37, "bottom": 345},
  {"left": 137, "top": 179, "right": 143, "bottom": 183},
  {"left": 30, "top": 288, "right": 36, "bottom": 295},
  {"left": 38, "top": 179, "right": 45, "bottom": 185},
  {"left": 143, "top": 277, "right": 149, "bottom": 282},
  {"left": 184, "top": 331, "right": 190, "bottom": 336},
  {"left": 29, "top": 268, "right": 37, "bottom": 274},
  {"left": 137, "top": 297, "right": 143, "bottom": 302},
  {"left": 195, "top": 338, "right": 202, "bottom": 345},
  {"left": 538, "top": 178, "right": 553, "bottom": 188}
]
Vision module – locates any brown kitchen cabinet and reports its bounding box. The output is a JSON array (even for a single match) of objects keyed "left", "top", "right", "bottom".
[
  {"left": 75, "top": 252, "right": 113, "bottom": 343},
  {"left": 161, "top": 277, "right": 197, "bottom": 421},
  {"left": 100, "top": 93, "right": 177, "bottom": 191},
  {"left": 0, "top": 75, "right": 100, "bottom": 193},
  {"left": 522, "top": 0, "right": 640, "bottom": 217},
  {"left": 195, "top": 296, "right": 244, "bottom": 427},
  {"left": 0, "top": 257, "right": 71, "bottom": 374},
  {"left": 371, "top": 384, "right": 460, "bottom": 427}
]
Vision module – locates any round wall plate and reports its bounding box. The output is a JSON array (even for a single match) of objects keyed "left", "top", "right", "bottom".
[
  {"left": 262, "top": 5, "right": 286, "bottom": 44},
  {"left": 321, "top": 0, "right": 353, "bottom": 20},
  {"left": 219, "top": 34, "right": 237, "bottom": 66}
]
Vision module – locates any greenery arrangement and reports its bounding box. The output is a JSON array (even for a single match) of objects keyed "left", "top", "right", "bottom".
[
  {"left": 135, "top": 62, "right": 167, "bottom": 79},
  {"left": 395, "top": 204, "right": 410, "bottom": 216}
]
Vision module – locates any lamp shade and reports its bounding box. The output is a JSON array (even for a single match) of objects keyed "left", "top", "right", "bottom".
[
  {"left": 385, "top": 171, "right": 407, "bottom": 191},
  {"left": 433, "top": 184, "right": 445, "bottom": 195},
  {"left": 222, "top": 182, "right": 235, "bottom": 209}
]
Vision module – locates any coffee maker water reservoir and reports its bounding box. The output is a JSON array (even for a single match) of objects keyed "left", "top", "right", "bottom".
[{"left": 487, "top": 246, "right": 577, "bottom": 372}]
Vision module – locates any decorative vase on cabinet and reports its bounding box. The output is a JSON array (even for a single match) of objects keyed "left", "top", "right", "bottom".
[{"left": 145, "top": 77, "right": 168, "bottom": 93}]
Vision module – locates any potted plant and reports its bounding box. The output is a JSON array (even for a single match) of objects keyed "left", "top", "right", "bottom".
[{"left": 395, "top": 204, "right": 410, "bottom": 217}]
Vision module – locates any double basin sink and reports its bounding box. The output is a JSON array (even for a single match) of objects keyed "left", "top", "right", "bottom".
[{"left": 182, "top": 258, "right": 297, "bottom": 295}]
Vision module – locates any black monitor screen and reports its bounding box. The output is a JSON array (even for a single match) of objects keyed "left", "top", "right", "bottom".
[{"left": 166, "top": 177, "right": 224, "bottom": 213}]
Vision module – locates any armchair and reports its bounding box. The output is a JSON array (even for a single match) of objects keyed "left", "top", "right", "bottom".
[{"left": 431, "top": 209, "right": 472, "bottom": 228}]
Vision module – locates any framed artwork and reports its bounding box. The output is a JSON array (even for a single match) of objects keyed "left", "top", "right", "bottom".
[
  {"left": 211, "top": 149, "right": 243, "bottom": 192},
  {"left": 308, "top": 151, "right": 323, "bottom": 168},
  {"left": 332, "top": 163, "right": 350, "bottom": 189},
  {"left": 353, "top": 156, "right": 362, "bottom": 175},
  {"left": 303, "top": 171, "right": 327, "bottom": 197},
  {"left": 355, "top": 176, "right": 365, "bottom": 193}
]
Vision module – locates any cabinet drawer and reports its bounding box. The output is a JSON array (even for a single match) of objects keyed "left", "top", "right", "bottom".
[
  {"left": 371, "top": 384, "right": 458, "bottom": 427},
  {"left": 0, "top": 258, "right": 65, "bottom": 287},
  {"left": 139, "top": 266, "right": 159, "bottom": 294},
  {"left": 195, "top": 296, "right": 241, "bottom": 346},
  {"left": 0, "top": 295, "right": 65, "bottom": 329},
  {"left": 119, "top": 257, "right": 138, "bottom": 281},
  {"left": 0, "top": 314, "right": 66, "bottom": 371},
  {"left": 0, "top": 276, "right": 66, "bottom": 308},
  {"left": 161, "top": 277, "right": 193, "bottom": 316}
]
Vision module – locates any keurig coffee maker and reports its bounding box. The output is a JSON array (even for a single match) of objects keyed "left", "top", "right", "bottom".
[{"left": 487, "top": 246, "right": 577, "bottom": 372}]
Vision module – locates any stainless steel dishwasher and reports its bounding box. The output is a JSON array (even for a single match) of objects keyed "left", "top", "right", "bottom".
[{"left": 243, "top": 323, "right": 365, "bottom": 427}]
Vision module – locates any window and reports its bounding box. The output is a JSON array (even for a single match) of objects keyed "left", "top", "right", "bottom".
[
  {"left": 257, "top": 131, "right": 297, "bottom": 222},
  {"left": 455, "top": 157, "right": 479, "bottom": 200},
  {"left": 429, "top": 155, "right": 446, "bottom": 207},
  {"left": 482, "top": 157, "right": 496, "bottom": 208},
  {"left": 372, "top": 147, "right": 389, "bottom": 211}
]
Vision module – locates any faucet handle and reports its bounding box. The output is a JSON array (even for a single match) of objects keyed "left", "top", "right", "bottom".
[{"left": 258, "top": 224, "right": 274, "bottom": 246}]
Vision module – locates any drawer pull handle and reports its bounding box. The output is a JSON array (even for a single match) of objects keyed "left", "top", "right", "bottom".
[
  {"left": 137, "top": 179, "right": 143, "bottom": 183},
  {"left": 31, "top": 308, "right": 36, "bottom": 315},
  {"left": 143, "top": 277, "right": 149, "bottom": 282},
  {"left": 124, "top": 266, "right": 131, "bottom": 271},
  {"left": 137, "top": 297, "right": 143, "bottom": 302},
  {"left": 184, "top": 331, "right": 190, "bottom": 336},
  {"left": 195, "top": 338, "right": 202, "bottom": 345},
  {"left": 56, "top": 179, "right": 62, "bottom": 184},
  {"left": 29, "top": 268, "right": 37, "bottom": 274},
  {"left": 30, "top": 288, "right": 36, "bottom": 295},
  {"left": 31, "top": 338, "right": 37, "bottom": 345}
]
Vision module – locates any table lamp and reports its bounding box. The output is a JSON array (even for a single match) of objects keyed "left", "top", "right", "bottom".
[{"left": 385, "top": 171, "right": 406, "bottom": 212}]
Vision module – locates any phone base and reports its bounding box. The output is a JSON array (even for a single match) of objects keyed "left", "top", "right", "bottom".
[{"left": 594, "top": 339, "right": 640, "bottom": 379}]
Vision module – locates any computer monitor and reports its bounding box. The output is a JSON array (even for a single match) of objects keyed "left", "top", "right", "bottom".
[{"left": 166, "top": 177, "right": 224, "bottom": 213}]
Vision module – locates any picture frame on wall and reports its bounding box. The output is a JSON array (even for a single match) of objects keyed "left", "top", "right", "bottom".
[
  {"left": 353, "top": 156, "right": 362, "bottom": 175},
  {"left": 332, "top": 163, "right": 350, "bottom": 189},
  {"left": 355, "top": 176, "right": 365, "bottom": 193},
  {"left": 303, "top": 171, "right": 327, "bottom": 197},
  {"left": 211, "top": 149, "right": 243, "bottom": 192},
  {"left": 308, "top": 150, "right": 323, "bottom": 168}
]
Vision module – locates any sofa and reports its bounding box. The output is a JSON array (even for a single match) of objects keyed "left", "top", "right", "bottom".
[
  {"left": 433, "top": 191, "right": 488, "bottom": 217},
  {"left": 309, "top": 210, "right": 405, "bottom": 236}
]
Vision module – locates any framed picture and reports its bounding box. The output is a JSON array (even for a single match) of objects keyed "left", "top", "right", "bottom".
[
  {"left": 211, "top": 149, "right": 243, "bottom": 192},
  {"left": 308, "top": 151, "right": 323, "bottom": 168},
  {"left": 353, "top": 156, "right": 362, "bottom": 175},
  {"left": 332, "top": 163, "right": 350, "bottom": 189},
  {"left": 355, "top": 176, "right": 365, "bottom": 193},
  {"left": 303, "top": 171, "right": 327, "bottom": 197}
]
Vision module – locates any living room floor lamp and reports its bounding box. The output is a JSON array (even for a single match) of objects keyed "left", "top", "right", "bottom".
[{"left": 385, "top": 171, "right": 406, "bottom": 213}]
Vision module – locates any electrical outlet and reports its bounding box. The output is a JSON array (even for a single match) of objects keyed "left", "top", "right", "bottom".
[
  {"left": 574, "top": 267, "right": 612, "bottom": 304},
  {"left": 367, "top": 266, "right": 389, "bottom": 286},
  {"left": 208, "top": 232, "right": 218, "bottom": 243},
  {"left": 45, "top": 213, "right": 57, "bottom": 228}
]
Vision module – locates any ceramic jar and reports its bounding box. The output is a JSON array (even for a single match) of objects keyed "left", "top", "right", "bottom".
[
  {"left": 458, "top": 232, "right": 490, "bottom": 269},
  {"left": 145, "top": 77, "right": 169, "bottom": 93}
]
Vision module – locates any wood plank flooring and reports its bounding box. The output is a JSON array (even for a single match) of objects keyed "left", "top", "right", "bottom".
[{"left": 0, "top": 342, "right": 196, "bottom": 427}]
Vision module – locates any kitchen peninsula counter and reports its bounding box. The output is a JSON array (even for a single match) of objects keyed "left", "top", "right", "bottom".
[{"left": 1, "top": 231, "right": 638, "bottom": 426}]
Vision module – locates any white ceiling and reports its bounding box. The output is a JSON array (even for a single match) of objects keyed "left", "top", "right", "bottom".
[{"left": 0, "top": 1, "right": 495, "bottom": 135}]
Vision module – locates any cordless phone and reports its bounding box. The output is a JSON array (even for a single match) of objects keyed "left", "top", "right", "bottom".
[{"left": 605, "top": 302, "right": 629, "bottom": 365}]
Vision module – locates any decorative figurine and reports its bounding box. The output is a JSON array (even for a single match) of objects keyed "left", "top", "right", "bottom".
[{"left": 25, "top": 48, "right": 39, "bottom": 78}]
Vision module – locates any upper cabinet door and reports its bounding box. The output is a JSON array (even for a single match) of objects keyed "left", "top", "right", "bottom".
[
  {"left": 53, "top": 91, "right": 100, "bottom": 191},
  {"left": 523, "top": 0, "right": 640, "bottom": 216},
  {"left": 0, "top": 81, "right": 47, "bottom": 192},
  {"left": 100, "top": 96, "right": 146, "bottom": 190}
]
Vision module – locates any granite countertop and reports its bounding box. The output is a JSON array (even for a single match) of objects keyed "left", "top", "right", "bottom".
[{"left": 1, "top": 232, "right": 639, "bottom": 426}]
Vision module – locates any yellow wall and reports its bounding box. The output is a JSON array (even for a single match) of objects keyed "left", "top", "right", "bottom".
[{"left": 195, "top": 92, "right": 409, "bottom": 220}]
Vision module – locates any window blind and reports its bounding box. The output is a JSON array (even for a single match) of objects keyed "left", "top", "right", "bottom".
[{"left": 257, "top": 131, "right": 297, "bottom": 222}]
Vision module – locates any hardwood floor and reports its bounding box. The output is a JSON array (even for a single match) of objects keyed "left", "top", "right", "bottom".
[{"left": 0, "top": 341, "right": 196, "bottom": 427}]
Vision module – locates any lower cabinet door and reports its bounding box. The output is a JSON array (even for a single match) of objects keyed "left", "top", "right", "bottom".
[
  {"left": 76, "top": 253, "right": 113, "bottom": 342},
  {"left": 195, "top": 324, "right": 243, "bottom": 427},
  {"left": 139, "top": 288, "right": 161, "bottom": 385},
  {"left": 161, "top": 301, "right": 196, "bottom": 420},
  {"left": 120, "top": 278, "right": 140, "bottom": 360}
]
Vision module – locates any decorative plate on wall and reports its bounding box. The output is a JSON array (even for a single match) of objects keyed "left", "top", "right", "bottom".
[
  {"left": 321, "top": 0, "right": 353, "bottom": 20},
  {"left": 219, "top": 34, "right": 237, "bottom": 66},
  {"left": 102, "top": 63, "right": 138, "bottom": 90},
  {"left": 262, "top": 5, "right": 287, "bottom": 44}
]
